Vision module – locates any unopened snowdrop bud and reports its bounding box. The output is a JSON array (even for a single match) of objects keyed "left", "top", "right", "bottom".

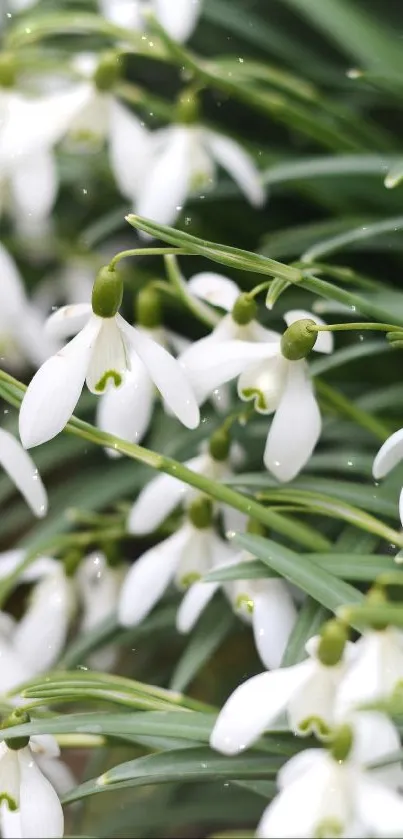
[
  {"left": 0, "top": 54, "right": 16, "bottom": 88},
  {"left": 93, "top": 51, "right": 122, "bottom": 91},
  {"left": 175, "top": 90, "right": 200, "bottom": 124},
  {"left": 280, "top": 318, "right": 318, "bottom": 360},
  {"left": 329, "top": 723, "right": 353, "bottom": 762},
  {"left": 231, "top": 293, "right": 257, "bottom": 326},
  {"left": 135, "top": 286, "right": 162, "bottom": 328},
  {"left": 188, "top": 497, "right": 213, "bottom": 529},
  {"left": 317, "top": 619, "right": 349, "bottom": 667},
  {"left": 2, "top": 710, "right": 31, "bottom": 752},
  {"left": 92, "top": 266, "right": 124, "bottom": 318},
  {"left": 208, "top": 428, "right": 231, "bottom": 462}
]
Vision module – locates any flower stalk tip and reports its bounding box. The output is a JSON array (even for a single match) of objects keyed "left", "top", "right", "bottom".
[
  {"left": 93, "top": 51, "right": 122, "bottom": 91},
  {"left": 231, "top": 293, "right": 258, "bottom": 326},
  {"left": 317, "top": 619, "right": 348, "bottom": 667},
  {"left": 281, "top": 318, "right": 318, "bottom": 361},
  {"left": 188, "top": 496, "right": 213, "bottom": 528},
  {"left": 92, "top": 266, "right": 124, "bottom": 318},
  {"left": 135, "top": 286, "right": 162, "bottom": 328},
  {"left": 208, "top": 428, "right": 231, "bottom": 461},
  {"left": 1, "top": 709, "right": 31, "bottom": 751}
]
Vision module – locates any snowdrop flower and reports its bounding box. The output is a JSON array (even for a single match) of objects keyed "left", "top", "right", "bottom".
[
  {"left": 12, "top": 567, "right": 75, "bottom": 674},
  {"left": 0, "top": 244, "right": 55, "bottom": 370},
  {"left": 0, "top": 737, "right": 64, "bottom": 838},
  {"left": 177, "top": 547, "right": 297, "bottom": 669},
  {"left": 257, "top": 712, "right": 403, "bottom": 838},
  {"left": 373, "top": 427, "right": 403, "bottom": 525},
  {"left": 119, "top": 497, "right": 234, "bottom": 627},
  {"left": 0, "top": 55, "right": 151, "bottom": 212},
  {"left": 0, "top": 427, "right": 48, "bottom": 518},
  {"left": 99, "top": 0, "right": 202, "bottom": 42},
  {"left": 135, "top": 98, "right": 265, "bottom": 230},
  {"left": 19, "top": 266, "right": 199, "bottom": 448},
  {"left": 76, "top": 551, "right": 123, "bottom": 670},
  {"left": 334, "top": 626, "right": 403, "bottom": 718},
  {"left": 211, "top": 622, "right": 351, "bottom": 755},
  {"left": 181, "top": 296, "right": 333, "bottom": 481},
  {"left": 127, "top": 429, "right": 237, "bottom": 535}
]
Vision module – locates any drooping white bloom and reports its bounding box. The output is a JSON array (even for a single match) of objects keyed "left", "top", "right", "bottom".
[
  {"left": 0, "top": 428, "right": 48, "bottom": 518},
  {"left": 76, "top": 551, "right": 123, "bottom": 670},
  {"left": 99, "top": 0, "right": 202, "bottom": 42},
  {"left": 0, "top": 244, "right": 56, "bottom": 370},
  {"left": 13, "top": 568, "right": 75, "bottom": 674},
  {"left": 118, "top": 521, "right": 234, "bottom": 627},
  {"left": 257, "top": 713, "right": 403, "bottom": 839},
  {"left": 334, "top": 627, "right": 403, "bottom": 719},
  {"left": 180, "top": 290, "right": 333, "bottom": 481},
  {"left": 19, "top": 300, "right": 199, "bottom": 449},
  {"left": 0, "top": 741, "right": 64, "bottom": 838},
  {"left": 127, "top": 447, "right": 238, "bottom": 535},
  {"left": 177, "top": 549, "right": 297, "bottom": 669},
  {"left": 135, "top": 123, "right": 265, "bottom": 231},
  {"left": 373, "top": 427, "right": 403, "bottom": 525},
  {"left": 0, "top": 59, "right": 151, "bottom": 212},
  {"left": 210, "top": 635, "right": 352, "bottom": 755}
]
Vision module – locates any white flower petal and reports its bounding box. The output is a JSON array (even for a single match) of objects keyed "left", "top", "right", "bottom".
[
  {"left": 19, "top": 317, "right": 101, "bottom": 448},
  {"left": 0, "top": 806, "right": 22, "bottom": 839},
  {"left": 180, "top": 338, "right": 278, "bottom": 405},
  {"left": 373, "top": 428, "right": 403, "bottom": 479},
  {"left": 349, "top": 711, "right": 403, "bottom": 789},
  {"left": 187, "top": 273, "right": 240, "bottom": 312},
  {"left": 86, "top": 317, "right": 130, "bottom": 394},
  {"left": 35, "top": 756, "right": 75, "bottom": 799},
  {"left": 154, "top": 0, "right": 202, "bottom": 42},
  {"left": 14, "top": 303, "right": 57, "bottom": 367},
  {"left": 0, "top": 634, "right": 31, "bottom": 695},
  {"left": 98, "top": 0, "right": 142, "bottom": 28},
  {"left": 252, "top": 582, "right": 297, "bottom": 670},
  {"left": 13, "top": 572, "right": 73, "bottom": 673},
  {"left": 120, "top": 319, "right": 199, "bottom": 428},
  {"left": 127, "top": 455, "right": 204, "bottom": 534},
  {"left": 118, "top": 527, "right": 189, "bottom": 626},
  {"left": 30, "top": 736, "right": 60, "bottom": 761},
  {"left": 18, "top": 748, "right": 64, "bottom": 839},
  {"left": 210, "top": 662, "right": 311, "bottom": 755},
  {"left": 0, "top": 243, "right": 27, "bottom": 317},
  {"left": 176, "top": 580, "right": 220, "bottom": 634},
  {"left": 0, "top": 550, "right": 57, "bottom": 583},
  {"left": 277, "top": 748, "right": 323, "bottom": 790},
  {"left": 264, "top": 360, "right": 321, "bottom": 482},
  {"left": 96, "top": 350, "right": 154, "bottom": 452},
  {"left": 356, "top": 775, "right": 403, "bottom": 836},
  {"left": 284, "top": 310, "right": 333, "bottom": 355},
  {"left": 108, "top": 100, "right": 151, "bottom": 200},
  {"left": 135, "top": 126, "right": 192, "bottom": 229},
  {"left": 237, "top": 353, "right": 285, "bottom": 415},
  {"left": 10, "top": 149, "right": 57, "bottom": 223},
  {"left": 0, "top": 748, "right": 20, "bottom": 811},
  {"left": 205, "top": 130, "right": 265, "bottom": 207},
  {"left": 334, "top": 629, "right": 403, "bottom": 717},
  {"left": 76, "top": 552, "right": 121, "bottom": 629},
  {"left": 0, "top": 429, "right": 48, "bottom": 518},
  {"left": 45, "top": 304, "right": 92, "bottom": 340}
]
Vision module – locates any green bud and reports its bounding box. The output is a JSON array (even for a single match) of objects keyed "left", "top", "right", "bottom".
[
  {"left": 281, "top": 318, "right": 317, "bottom": 361},
  {"left": 63, "top": 550, "right": 82, "bottom": 578},
  {"left": 92, "top": 266, "right": 123, "bottom": 318},
  {"left": 246, "top": 518, "right": 266, "bottom": 537},
  {"left": 188, "top": 496, "right": 213, "bottom": 529},
  {"left": 135, "top": 286, "right": 162, "bottom": 328},
  {"left": 208, "top": 428, "right": 231, "bottom": 461},
  {"left": 175, "top": 90, "right": 199, "bottom": 124},
  {"left": 365, "top": 585, "right": 389, "bottom": 630},
  {"left": 317, "top": 619, "right": 348, "bottom": 667},
  {"left": 231, "top": 293, "right": 257, "bottom": 326},
  {"left": 93, "top": 52, "right": 122, "bottom": 91},
  {"left": 330, "top": 724, "right": 353, "bottom": 762},
  {"left": 0, "top": 54, "right": 16, "bottom": 88},
  {"left": 2, "top": 709, "right": 31, "bottom": 751}
]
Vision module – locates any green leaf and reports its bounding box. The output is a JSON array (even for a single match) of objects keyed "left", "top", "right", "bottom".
[
  {"left": 62, "top": 747, "right": 285, "bottom": 803},
  {"left": 281, "top": 598, "right": 329, "bottom": 667},
  {"left": 205, "top": 553, "right": 396, "bottom": 584},
  {"left": 170, "top": 601, "right": 235, "bottom": 693},
  {"left": 233, "top": 534, "right": 364, "bottom": 620}
]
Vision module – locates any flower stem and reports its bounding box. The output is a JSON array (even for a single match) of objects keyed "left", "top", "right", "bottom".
[
  {"left": 316, "top": 379, "right": 391, "bottom": 442},
  {"left": 310, "top": 321, "right": 402, "bottom": 334},
  {"left": 108, "top": 247, "right": 189, "bottom": 271}
]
